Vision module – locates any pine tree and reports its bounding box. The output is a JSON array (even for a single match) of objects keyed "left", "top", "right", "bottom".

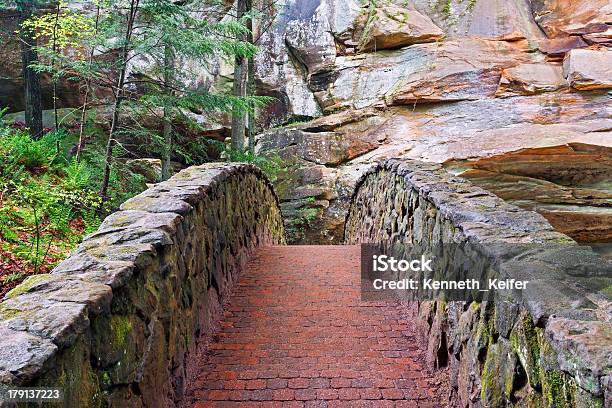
[
  {"left": 96, "top": 0, "right": 267, "bottom": 188},
  {"left": 99, "top": 0, "right": 140, "bottom": 198}
]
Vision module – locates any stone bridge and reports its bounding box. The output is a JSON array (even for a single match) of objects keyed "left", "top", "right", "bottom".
[{"left": 0, "top": 161, "right": 609, "bottom": 407}]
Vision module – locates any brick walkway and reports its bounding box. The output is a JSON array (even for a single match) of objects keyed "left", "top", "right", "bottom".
[{"left": 183, "top": 245, "right": 447, "bottom": 407}]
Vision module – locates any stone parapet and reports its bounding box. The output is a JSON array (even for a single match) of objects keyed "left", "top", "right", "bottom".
[
  {"left": 345, "top": 159, "right": 611, "bottom": 407},
  {"left": 0, "top": 163, "right": 285, "bottom": 407}
]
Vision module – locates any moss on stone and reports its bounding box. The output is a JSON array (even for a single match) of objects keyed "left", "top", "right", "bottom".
[
  {"left": 145, "top": 279, "right": 161, "bottom": 302},
  {"left": 480, "top": 342, "right": 508, "bottom": 406},
  {"left": 0, "top": 305, "right": 22, "bottom": 319},
  {"left": 110, "top": 315, "right": 133, "bottom": 347},
  {"left": 4, "top": 273, "right": 53, "bottom": 299},
  {"left": 601, "top": 283, "right": 612, "bottom": 298},
  {"left": 480, "top": 360, "right": 501, "bottom": 404},
  {"left": 504, "top": 363, "right": 515, "bottom": 397},
  {"left": 509, "top": 313, "right": 546, "bottom": 396},
  {"left": 103, "top": 212, "right": 133, "bottom": 225},
  {"left": 543, "top": 370, "right": 572, "bottom": 408},
  {"left": 100, "top": 370, "right": 112, "bottom": 389},
  {"left": 43, "top": 339, "right": 103, "bottom": 408}
]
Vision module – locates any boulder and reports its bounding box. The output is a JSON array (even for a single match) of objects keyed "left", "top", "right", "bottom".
[
  {"left": 538, "top": 36, "right": 588, "bottom": 60},
  {"left": 316, "top": 38, "right": 533, "bottom": 111},
  {"left": 563, "top": 49, "right": 612, "bottom": 90},
  {"left": 496, "top": 63, "right": 567, "bottom": 97},
  {"left": 126, "top": 158, "right": 162, "bottom": 183},
  {"left": 353, "top": 4, "right": 444, "bottom": 52},
  {"left": 530, "top": 0, "right": 612, "bottom": 39}
]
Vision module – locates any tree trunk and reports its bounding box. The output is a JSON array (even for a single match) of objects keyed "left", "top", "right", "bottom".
[
  {"left": 76, "top": 87, "right": 89, "bottom": 163},
  {"left": 161, "top": 44, "right": 174, "bottom": 182},
  {"left": 99, "top": 0, "right": 139, "bottom": 198},
  {"left": 231, "top": 0, "right": 248, "bottom": 152},
  {"left": 246, "top": 0, "right": 256, "bottom": 153},
  {"left": 247, "top": 57, "right": 255, "bottom": 153},
  {"left": 51, "top": 2, "right": 61, "bottom": 130},
  {"left": 77, "top": 2, "right": 101, "bottom": 163},
  {"left": 161, "top": 107, "right": 172, "bottom": 181},
  {"left": 19, "top": 4, "right": 43, "bottom": 139}
]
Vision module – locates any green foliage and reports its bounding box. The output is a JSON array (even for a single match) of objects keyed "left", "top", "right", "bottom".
[
  {"left": 286, "top": 204, "right": 320, "bottom": 243},
  {"left": 63, "top": 159, "right": 93, "bottom": 190},
  {"left": 76, "top": 140, "right": 147, "bottom": 209},
  {"left": 22, "top": 1, "right": 95, "bottom": 52},
  {"left": 2, "top": 273, "right": 26, "bottom": 284},
  {"left": 442, "top": 0, "right": 452, "bottom": 16},
  {"left": 119, "top": 0, "right": 272, "bottom": 172},
  {"left": 222, "top": 148, "right": 285, "bottom": 183},
  {"left": 1, "top": 0, "right": 276, "bottom": 288},
  {"left": 0, "top": 122, "right": 143, "bottom": 278},
  {"left": 0, "top": 129, "right": 56, "bottom": 171}
]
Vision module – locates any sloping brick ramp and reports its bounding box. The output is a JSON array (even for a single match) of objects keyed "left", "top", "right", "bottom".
[{"left": 182, "top": 245, "right": 447, "bottom": 407}]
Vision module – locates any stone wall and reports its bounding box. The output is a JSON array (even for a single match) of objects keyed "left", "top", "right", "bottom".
[
  {"left": 0, "top": 163, "right": 285, "bottom": 407},
  {"left": 345, "top": 159, "right": 611, "bottom": 407}
]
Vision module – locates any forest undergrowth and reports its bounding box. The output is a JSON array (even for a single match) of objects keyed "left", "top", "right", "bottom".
[{"left": 0, "top": 115, "right": 147, "bottom": 298}]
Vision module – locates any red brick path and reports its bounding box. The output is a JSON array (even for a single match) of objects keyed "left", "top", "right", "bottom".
[{"left": 183, "top": 246, "right": 447, "bottom": 407}]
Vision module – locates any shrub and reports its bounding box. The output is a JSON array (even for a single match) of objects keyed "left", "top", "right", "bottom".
[{"left": 222, "top": 148, "right": 285, "bottom": 182}]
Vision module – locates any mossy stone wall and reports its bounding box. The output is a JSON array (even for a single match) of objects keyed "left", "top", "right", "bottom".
[
  {"left": 0, "top": 163, "right": 285, "bottom": 407},
  {"left": 345, "top": 159, "right": 611, "bottom": 408}
]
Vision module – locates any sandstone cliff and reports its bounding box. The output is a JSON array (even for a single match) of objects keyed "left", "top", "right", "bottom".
[{"left": 252, "top": 0, "right": 612, "bottom": 244}]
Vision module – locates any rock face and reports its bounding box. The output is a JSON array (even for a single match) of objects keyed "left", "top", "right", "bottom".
[
  {"left": 353, "top": 4, "right": 444, "bottom": 52},
  {"left": 496, "top": 63, "right": 566, "bottom": 96},
  {"left": 254, "top": 0, "right": 330, "bottom": 127},
  {"left": 411, "top": 0, "right": 546, "bottom": 42},
  {"left": 446, "top": 143, "right": 612, "bottom": 243},
  {"left": 563, "top": 48, "right": 612, "bottom": 90},
  {"left": 0, "top": 164, "right": 284, "bottom": 406},
  {"left": 253, "top": 0, "right": 612, "bottom": 244},
  {"left": 530, "top": 0, "right": 612, "bottom": 39},
  {"left": 314, "top": 38, "right": 534, "bottom": 111},
  {"left": 344, "top": 159, "right": 611, "bottom": 407}
]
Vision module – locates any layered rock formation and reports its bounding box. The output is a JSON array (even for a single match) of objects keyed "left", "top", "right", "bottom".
[
  {"left": 254, "top": 0, "right": 612, "bottom": 244},
  {"left": 446, "top": 143, "right": 612, "bottom": 243}
]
